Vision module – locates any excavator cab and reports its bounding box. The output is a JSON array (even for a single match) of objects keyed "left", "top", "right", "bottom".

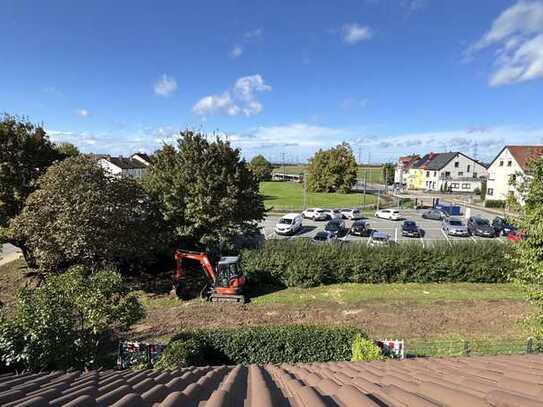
[{"left": 216, "top": 257, "right": 242, "bottom": 288}]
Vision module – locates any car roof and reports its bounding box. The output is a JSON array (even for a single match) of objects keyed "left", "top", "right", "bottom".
[
  {"left": 314, "top": 231, "right": 330, "bottom": 237},
  {"left": 448, "top": 216, "right": 463, "bottom": 222},
  {"left": 219, "top": 256, "right": 239, "bottom": 263},
  {"left": 282, "top": 213, "right": 300, "bottom": 219},
  {"left": 372, "top": 231, "right": 388, "bottom": 238}
]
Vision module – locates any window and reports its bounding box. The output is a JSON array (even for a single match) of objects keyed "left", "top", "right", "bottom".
[
  {"left": 433, "top": 171, "right": 437, "bottom": 176},
  {"left": 462, "top": 183, "right": 470, "bottom": 189},
  {"left": 499, "top": 160, "right": 504, "bottom": 167},
  {"left": 451, "top": 183, "right": 459, "bottom": 189},
  {"left": 454, "top": 161, "right": 459, "bottom": 168},
  {"left": 487, "top": 188, "right": 494, "bottom": 196},
  {"left": 426, "top": 171, "right": 430, "bottom": 177},
  {"left": 473, "top": 172, "right": 478, "bottom": 178},
  {"left": 445, "top": 171, "right": 451, "bottom": 177},
  {"left": 507, "top": 160, "right": 512, "bottom": 167},
  {"left": 458, "top": 171, "right": 463, "bottom": 176},
  {"left": 467, "top": 164, "right": 471, "bottom": 172}
]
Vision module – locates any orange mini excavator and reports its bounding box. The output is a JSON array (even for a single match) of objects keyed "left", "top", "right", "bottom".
[{"left": 174, "top": 249, "right": 247, "bottom": 303}]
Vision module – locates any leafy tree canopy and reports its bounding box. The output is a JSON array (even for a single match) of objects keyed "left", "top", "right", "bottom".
[
  {"left": 248, "top": 154, "right": 273, "bottom": 181},
  {"left": 0, "top": 114, "right": 61, "bottom": 229},
  {"left": 144, "top": 131, "right": 265, "bottom": 250},
  {"left": 307, "top": 142, "right": 357, "bottom": 193},
  {"left": 7, "top": 156, "right": 167, "bottom": 272},
  {"left": 383, "top": 163, "right": 395, "bottom": 185},
  {"left": 55, "top": 142, "right": 80, "bottom": 158}
]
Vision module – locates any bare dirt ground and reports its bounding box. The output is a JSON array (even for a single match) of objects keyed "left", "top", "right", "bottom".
[{"left": 131, "top": 297, "right": 534, "bottom": 343}]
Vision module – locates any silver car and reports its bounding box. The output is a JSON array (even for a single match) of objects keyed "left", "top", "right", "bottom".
[{"left": 442, "top": 217, "right": 469, "bottom": 237}]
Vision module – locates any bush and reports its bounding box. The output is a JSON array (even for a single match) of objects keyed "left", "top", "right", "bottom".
[
  {"left": 155, "top": 339, "right": 206, "bottom": 369},
  {"left": 169, "top": 325, "right": 365, "bottom": 365},
  {"left": 351, "top": 334, "right": 382, "bottom": 361},
  {"left": 485, "top": 199, "right": 506, "bottom": 208},
  {"left": 241, "top": 240, "right": 512, "bottom": 288},
  {"left": 0, "top": 266, "right": 145, "bottom": 371}
]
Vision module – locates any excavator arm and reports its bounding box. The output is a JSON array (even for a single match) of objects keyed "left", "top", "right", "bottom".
[{"left": 174, "top": 250, "right": 216, "bottom": 284}]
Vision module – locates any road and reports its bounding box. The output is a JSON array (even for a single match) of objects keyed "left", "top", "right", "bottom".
[{"left": 260, "top": 206, "right": 506, "bottom": 247}]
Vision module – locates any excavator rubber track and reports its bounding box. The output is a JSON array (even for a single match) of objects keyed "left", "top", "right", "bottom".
[{"left": 209, "top": 294, "right": 247, "bottom": 304}]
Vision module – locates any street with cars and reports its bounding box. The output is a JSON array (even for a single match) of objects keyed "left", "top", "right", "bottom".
[{"left": 262, "top": 206, "right": 513, "bottom": 247}]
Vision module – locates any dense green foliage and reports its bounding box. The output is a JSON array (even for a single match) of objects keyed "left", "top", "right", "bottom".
[
  {"left": 0, "top": 266, "right": 144, "bottom": 370},
  {"left": 165, "top": 325, "right": 365, "bottom": 365},
  {"left": 154, "top": 339, "right": 206, "bottom": 369},
  {"left": 484, "top": 199, "right": 506, "bottom": 208},
  {"left": 0, "top": 114, "right": 61, "bottom": 230},
  {"left": 7, "top": 156, "right": 166, "bottom": 273},
  {"left": 512, "top": 158, "right": 543, "bottom": 335},
  {"left": 144, "top": 131, "right": 265, "bottom": 250},
  {"left": 351, "top": 334, "right": 382, "bottom": 361},
  {"left": 248, "top": 154, "right": 273, "bottom": 181},
  {"left": 241, "top": 240, "right": 512, "bottom": 288},
  {"left": 307, "top": 143, "right": 358, "bottom": 193},
  {"left": 383, "top": 163, "right": 395, "bottom": 185},
  {"left": 54, "top": 142, "right": 80, "bottom": 158}
]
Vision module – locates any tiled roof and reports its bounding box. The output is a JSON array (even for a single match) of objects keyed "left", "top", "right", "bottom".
[
  {"left": 1, "top": 354, "right": 543, "bottom": 406},
  {"left": 425, "top": 152, "right": 458, "bottom": 171},
  {"left": 507, "top": 145, "right": 543, "bottom": 172}
]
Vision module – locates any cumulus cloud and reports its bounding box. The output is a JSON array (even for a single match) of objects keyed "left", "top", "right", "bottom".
[
  {"left": 468, "top": 0, "right": 543, "bottom": 86},
  {"left": 341, "top": 23, "right": 372, "bottom": 44},
  {"left": 154, "top": 74, "right": 178, "bottom": 96},
  {"left": 192, "top": 74, "right": 271, "bottom": 117},
  {"left": 230, "top": 45, "right": 243, "bottom": 58},
  {"left": 75, "top": 109, "right": 89, "bottom": 118}
]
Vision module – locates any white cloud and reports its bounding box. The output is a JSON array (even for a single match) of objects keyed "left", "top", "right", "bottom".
[
  {"left": 341, "top": 23, "right": 372, "bottom": 45},
  {"left": 192, "top": 74, "right": 271, "bottom": 117},
  {"left": 230, "top": 45, "right": 243, "bottom": 58},
  {"left": 468, "top": 0, "right": 543, "bottom": 86},
  {"left": 244, "top": 28, "right": 263, "bottom": 39},
  {"left": 75, "top": 109, "right": 89, "bottom": 118},
  {"left": 341, "top": 97, "right": 369, "bottom": 110},
  {"left": 154, "top": 74, "right": 178, "bottom": 96}
]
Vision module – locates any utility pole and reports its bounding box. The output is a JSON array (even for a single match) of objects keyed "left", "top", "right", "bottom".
[
  {"left": 303, "top": 171, "right": 307, "bottom": 209},
  {"left": 281, "top": 152, "right": 286, "bottom": 179}
]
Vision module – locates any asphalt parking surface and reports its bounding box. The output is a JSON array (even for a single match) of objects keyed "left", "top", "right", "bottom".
[{"left": 261, "top": 208, "right": 507, "bottom": 246}]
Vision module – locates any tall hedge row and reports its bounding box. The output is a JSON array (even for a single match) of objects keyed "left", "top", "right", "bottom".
[
  {"left": 169, "top": 325, "right": 365, "bottom": 365},
  {"left": 241, "top": 240, "right": 512, "bottom": 288}
]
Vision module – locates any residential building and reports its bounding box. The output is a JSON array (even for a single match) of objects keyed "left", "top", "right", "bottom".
[
  {"left": 98, "top": 156, "right": 148, "bottom": 179},
  {"left": 131, "top": 153, "right": 152, "bottom": 166},
  {"left": 407, "top": 152, "right": 487, "bottom": 192},
  {"left": 486, "top": 145, "right": 543, "bottom": 203},
  {"left": 394, "top": 155, "right": 420, "bottom": 185}
]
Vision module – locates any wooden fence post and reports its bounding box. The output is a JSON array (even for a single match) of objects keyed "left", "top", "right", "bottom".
[{"left": 463, "top": 340, "right": 470, "bottom": 356}]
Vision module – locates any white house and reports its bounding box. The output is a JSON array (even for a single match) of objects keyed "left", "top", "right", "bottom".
[
  {"left": 131, "top": 153, "right": 152, "bottom": 166},
  {"left": 414, "top": 152, "right": 487, "bottom": 193},
  {"left": 394, "top": 155, "right": 420, "bottom": 185},
  {"left": 98, "top": 156, "right": 148, "bottom": 179},
  {"left": 486, "top": 145, "right": 543, "bottom": 203}
]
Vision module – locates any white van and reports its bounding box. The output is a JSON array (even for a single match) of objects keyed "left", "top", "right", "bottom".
[{"left": 275, "top": 213, "right": 303, "bottom": 235}]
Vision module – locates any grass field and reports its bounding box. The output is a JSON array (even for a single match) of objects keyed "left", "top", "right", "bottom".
[
  {"left": 260, "top": 181, "right": 377, "bottom": 210},
  {"left": 273, "top": 165, "right": 385, "bottom": 184}
]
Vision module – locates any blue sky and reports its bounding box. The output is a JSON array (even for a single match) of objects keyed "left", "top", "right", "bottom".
[{"left": 1, "top": 0, "right": 543, "bottom": 163}]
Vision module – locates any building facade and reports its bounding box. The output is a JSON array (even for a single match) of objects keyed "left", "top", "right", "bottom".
[
  {"left": 394, "top": 155, "right": 420, "bottom": 185},
  {"left": 98, "top": 156, "right": 148, "bottom": 179}
]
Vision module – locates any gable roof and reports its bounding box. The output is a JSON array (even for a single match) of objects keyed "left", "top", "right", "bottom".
[
  {"left": 412, "top": 153, "right": 439, "bottom": 169},
  {"left": 105, "top": 156, "right": 147, "bottom": 170},
  {"left": 507, "top": 145, "right": 543, "bottom": 172},
  {"left": 425, "top": 152, "right": 458, "bottom": 171},
  {"left": 132, "top": 153, "right": 151, "bottom": 164}
]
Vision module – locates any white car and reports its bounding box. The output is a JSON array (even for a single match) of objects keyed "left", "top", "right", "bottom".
[
  {"left": 375, "top": 209, "right": 401, "bottom": 221},
  {"left": 302, "top": 208, "right": 321, "bottom": 219},
  {"left": 341, "top": 208, "right": 362, "bottom": 220},
  {"left": 321, "top": 209, "right": 342, "bottom": 220},
  {"left": 275, "top": 213, "right": 303, "bottom": 235},
  {"left": 302, "top": 208, "right": 329, "bottom": 221}
]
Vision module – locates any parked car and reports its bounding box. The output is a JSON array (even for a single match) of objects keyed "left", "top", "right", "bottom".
[
  {"left": 341, "top": 208, "right": 362, "bottom": 220},
  {"left": 492, "top": 216, "right": 515, "bottom": 237},
  {"left": 321, "top": 209, "right": 342, "bottom": 220},
  {"left": 302, "top": 208, "right": 320, "bottom": 219},
  {"left": 401, "top": 220, "right": 421, "bottom": 238},
  {"left": 422, "top": 209, "right": 446, "bottom": 220},
  {"left": 468, "top": 216, "right": 495, "bottom": 238},
  {"left": 274, "top": 213, "right": 303, "bottom": 235},
  {"left": 441, "top": 217, "right": 469, "bottom": 237},
  {"left": 368, "top": 230, "right": 394, "bottom": 247},
  {"left": 302, "top": 208, "right": 327, "bottom": 221},
  {"left": 350, "top": 220, "right": 371, "bottom": 237},
  {"left": 324, "top": 219, "right": 348, "bottom": 238},
  {"left": 312, "top": 231, "right": 335, "bottom": 243},
  {"left": 375, "top": 209, "right": 401, "bottom": 221}
]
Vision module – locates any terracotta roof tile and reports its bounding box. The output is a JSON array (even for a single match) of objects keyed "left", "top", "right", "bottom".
[
  {"left": 507, "top": 145, "right": 543, "bottom": 172},
  {"left": 1, "top": 354, "right": 543, "bottom": 406}
]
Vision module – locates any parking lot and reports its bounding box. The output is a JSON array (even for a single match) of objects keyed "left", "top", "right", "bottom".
[{"left": 260, "top": 207, "right": 508, "bottom": 246}]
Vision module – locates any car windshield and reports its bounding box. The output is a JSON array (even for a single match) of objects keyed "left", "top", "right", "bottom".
[
  {"left": 279, "top": 218, "right": 292, "bottom": 225},
  {"left": 352, "top": 210, "right": 359, "bottom": 214},
  {"left": 449, "top": 220, "right": 463, "bottom": 226},
  {"left": 314, "top": 234, "right": 328, "bottom": 241},
  {"left": 325, "top": 223, "right": 340, "bottom": 231},
  {"left": 316, "top": 209, "right": 325, "bottom": 213},
  {"left": 374, "top": 237, "right": 387, "bottom": 242},
  {"left": 354, "top": 221, "right": 366, "bottom": 227},
  {"left": 404, "top": 222, "right": 416, "bottom": 228},
  {"left": 476, "top": 218, "right": 489, "bottom": 225}
]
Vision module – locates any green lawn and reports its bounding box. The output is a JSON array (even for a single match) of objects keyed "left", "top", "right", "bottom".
[
  {"left": 273, "top": 165, "right": 384, "bottom": 184},
  {"left": 260, "top": 181, "right": 377, "bottom": 210}
]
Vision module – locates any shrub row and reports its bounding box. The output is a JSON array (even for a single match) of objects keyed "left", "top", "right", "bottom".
[
  {"left": 241, "top": 240, "right": 512, "bottom": 288},
  {"left": 165, "top": 325, "right": 366, "bottom": 366},
  {"left": 484, "top": 200, "right": 506, "bottom": 208}
]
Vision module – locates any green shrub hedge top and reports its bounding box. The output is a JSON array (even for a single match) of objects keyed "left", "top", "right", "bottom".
[
  {"left": 168, "top": 325, "right": 365, "bottom": 365},
  {"left": 241, "top": 240, "right": 512, "bottom": 288}
]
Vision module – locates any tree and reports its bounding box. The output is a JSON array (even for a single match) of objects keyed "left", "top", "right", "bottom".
[
  {"left": 143, "top": 131, "right": 265, "bottom": 250},
  {"left": 55, "top": 142, "right": 80, "bottom": 158},
  {"left": 0, "top": 266, "right": 144, "bottom": 370},
  {"left": 307, "top": 143, "right": 357, "bottom": 193},
  {"left": 248, "top": 154, "right": 273, "bottom": 181},
  {"left": 0, "top": 114, "right": 61, "bottom": 230},
  {"left": 512, "top": 157, "right": 543, "bottom": 335},
  {"left": 6, "top": 156, "right": 166, "bottom": 272},
  {"left": 383, "top": 163, "right": 395, "bottom": 186}
]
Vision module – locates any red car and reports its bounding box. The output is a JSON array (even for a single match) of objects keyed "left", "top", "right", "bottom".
[{"left": 506, "top": 230, "right": 527, "bottom": 243}]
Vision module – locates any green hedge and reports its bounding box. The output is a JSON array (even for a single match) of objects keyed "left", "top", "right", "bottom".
[
  {"left": 168, "top": 325, "right": 365, "bottom": 365},
  {"left": 241, "top": 240, "right": 512, "bottom": 288},
  {"left": 485, "top": 200, "right": 506, "bottom": 208}
]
